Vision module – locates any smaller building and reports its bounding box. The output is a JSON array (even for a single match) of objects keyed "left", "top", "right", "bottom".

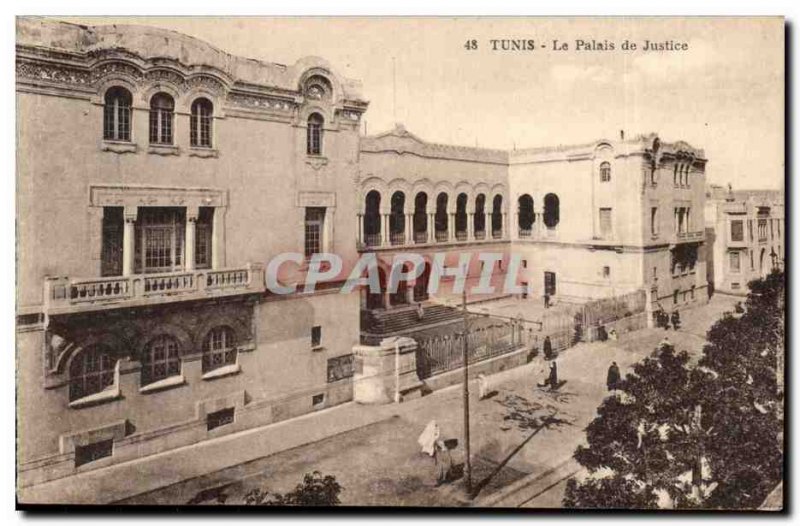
[{"left": 704, "top": 185, "right": 784, "bottom": 295}]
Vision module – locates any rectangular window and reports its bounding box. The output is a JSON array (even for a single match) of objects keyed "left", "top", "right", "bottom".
[
  {"left": 602, "top": 266, "right": 610, "bottom": 278},
  {"left": 750, "top": 250, "right": 754, "bottom": 270},
  {"left": 599, "top": 208, "right": 613, "bottom": 238},
  {"left": 304, "top": 207, "right": 325, "bottom": 258},
  {"left": 75, "top": 439, "right": 113, "bottom": 468},
  {"left": 758, "top": 219, "right": 768, "bottom": 242},
  {"left": 729, "top": 251, "right": 741, "bottom": 273},
  {"left": 730, "top": 220, "right": 744, "bottom": 242},
  {"left": 312, "top": 394, "right": 325, "bottom": 406},
  {"left": 135, "top": 207, "right": 185, "bottom": 273},
  {"left": 195, "top": 207, "right": 214, "bottom": 269},
  {"left": 522, "top": 259, "right": 528, "bottom": 269},
  {"left": 207, "top": 407, "right": 235, "bottom": 431},
  {"left": 327, "top": 354, "right": 355, "bottom": 383},
  {"left": 101, "top": 207, "right": 123, "bottom": 277},
  {"left": 312, "top": 326, "right": 322, "bottom": 348},
  {"left": 673, "top": 289, "right": 679, "bottom": 305},
  {"left": 650, "top": 207, "right": 658, "bottom": 236},
  {"left": 544, "top": 272, "right": 556, "bottom": 296}
]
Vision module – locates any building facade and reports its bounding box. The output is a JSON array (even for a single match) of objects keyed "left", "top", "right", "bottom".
[
  {"left": 704, "top": 185, "right": 784, "bottom": 295},
  {"left": 509, "top": 134, "right": 709, "bottom": 311},
  {"left": 17, "top": 18, "right": 713, "bottom": 489},
  {"left": 16, "top": 18, "right": 367, "bottom": 487}
]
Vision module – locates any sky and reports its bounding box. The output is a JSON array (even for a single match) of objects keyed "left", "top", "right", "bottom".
[{"left": 62, "top": 16, "right": 785, "bottom": 190}]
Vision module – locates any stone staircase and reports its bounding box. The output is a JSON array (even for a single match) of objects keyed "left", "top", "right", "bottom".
[{"left": 360, "top": 304, "right": 462, "bottom": 344}]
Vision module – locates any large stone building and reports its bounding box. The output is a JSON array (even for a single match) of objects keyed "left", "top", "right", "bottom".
[
  {"left": 16, "top": 18, "right": 711, "bottom": 490},
  {"left": 17, "top": 18, "right": 367, "bottom": 487},
  {"left": 704, "top": 185, "right": 784, "bottom": 295}
]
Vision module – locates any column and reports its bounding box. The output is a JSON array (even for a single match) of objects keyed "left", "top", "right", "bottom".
[
  {"left": 502, "top": 212, "right": 508, "bottom": 239},
  {"left": 405, "top": 213, "right": 413, "bottom": 245},
  {"left": 468, "top": 212, "right": 475, "bottom": 241},
  {"left": 88, "top": 207, "right": 104, "bottom": 275},
  {"left": 448, "top": 213, "right": 455, "bottom": 242},
  {"left": 428, "top": 212, "right": 435, "bottom": 243},
  {"left": 514, "top": 211, "right": 520, "bottom": 239},
  {"left": 212, "top": 207, "right": 226, "bottom": 270},
  {"left": 382, "top": 213, "right": 390, "bottom": 246},
  {"left": 357, "top": 214, "right": 364, "bottom": 245},
  {"left": 185, "top": 207, "right": 198, "bottom": 271},
  {"left": 324, "top": 208, "right": 335, "bottom": 253},
  {"left": 122, "top": 206, "right": 137, "bottom": 276}
]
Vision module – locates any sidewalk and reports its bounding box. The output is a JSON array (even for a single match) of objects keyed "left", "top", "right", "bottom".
[
  {"left": 118, "top": 335, "right": 655, "bottom": 506},
  {"left": 22, "top": 297, "right": 729, "bottom": 506}
]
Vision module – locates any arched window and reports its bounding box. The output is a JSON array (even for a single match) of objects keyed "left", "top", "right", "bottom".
[
  {"left": 307, "top": 113, "right": 323, "bottom": 155},
  {"left": 141, "top": 335, "right": 181, "bottom": 386},
  {"left": 492, "top": 195, "right": 503, "bottom": 238},
  {"left": 389, "top": 191, "right": 406, "bottom": 245},
  {"left": 600, "top": 162, "right": 611, "bottom": 182},
  {"left": 69, "top": 346, "right": 117, "bottom": 401},
  {"left": 517, "top": 194, "right": 534, "bottom": 236},
  {"left": 413, "top": 192, "right": 428, "bottom": 243},
  {"left": 103, "top": 87, "right": 132, "bottom": 141},
  {"left": 474, "top": 194, "right": 486, "bottom": 237},
  {"left": 455, "top": 193, "right": 468, "bottom": 240},
  {"left": 435, "top": 193, "right": 449, "bottom": 241},
  {"left": 149, "top": 93, "right": 174, "bottom": 145},
  {"left": 190, "top": 98, "right": 213, "bottom": 147},
  {"left": 544, "top": 193, "right": 560, "bottom": 228},
  {"left": 364, "top": 190, "right": 381, "bottom": 247},
  {"left": 202, "top": 326, "right": 237, "bottom": 373}
]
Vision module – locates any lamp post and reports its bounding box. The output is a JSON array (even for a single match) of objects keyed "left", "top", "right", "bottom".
[{"left": 461, "top": 289, "right": 472, "bottom": 497}]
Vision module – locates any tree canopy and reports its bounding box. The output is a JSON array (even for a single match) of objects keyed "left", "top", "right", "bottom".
[{"left": 564, "top": 271, "right": 784, "bottom": 510}]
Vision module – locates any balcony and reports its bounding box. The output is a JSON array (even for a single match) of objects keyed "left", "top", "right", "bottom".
[
  {"left": 518, "top": 228, "right": 532, "bottom": 238},
  {"left": 364, "top": 233, "right": 382, "bottom": 247},
  {"left": 390, "top": 232, "right": 406, "bottom": 246},
  {"left": 414, "top": 231, "right": 428, "bottom": 244},
  {"left": 474, "top": 230, "right": 486, "bottom": 240},
  {"left": 43, "top": 264, "right": 266, "bottom": 316},
  {"left": 455, "top": 231, "right": 467, "bottom": 242},
  {"left": 492, "top": 230, "right": 502, "bottom": 239},
  {"left": 435, "top": 230, "right": 449, "bottom": 242},
  {"left": 674, "top": 230, "right": 704, "bottom": 244}
]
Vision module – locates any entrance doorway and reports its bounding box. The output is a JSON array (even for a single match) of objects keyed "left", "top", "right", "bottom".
[{"left": 544, "top": 271, "right": 557, "bottom": 297}]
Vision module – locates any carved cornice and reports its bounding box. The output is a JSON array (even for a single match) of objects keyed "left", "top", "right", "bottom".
[{"left": 89, "top": 184, "right": 228, "bottom": 208}]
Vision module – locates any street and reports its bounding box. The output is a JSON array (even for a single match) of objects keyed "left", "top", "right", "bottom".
[{"left": 119, "top": 295, "right": 738, "bottom": 507}]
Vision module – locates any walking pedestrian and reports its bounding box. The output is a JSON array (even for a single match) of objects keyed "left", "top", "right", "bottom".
[
  {"left": 670, "top": 309, "right": 681, "bottom": 330},
  {"left": 659, "top": 336, "right": 671, "bottom": 350},
  {"left": 548, "top": 360, "right": 559, "bottom": 390},
  {"left": 417, "top": 420, "right": 440, "bottom": 457},
  {"left": 433, "top": 439, "right": 452, "bottom": 486},
  {"left": 607, "top": 361, "right": 621, "bottom": 391},
  {"left": 543, "top": 335, "right": 553, "bottom": 360},
  {"left": 544, "top": 293, "right": 551, "bottom": 309},
  {"left": 416, "top": 302, "right": 425, "bottom": 321}
]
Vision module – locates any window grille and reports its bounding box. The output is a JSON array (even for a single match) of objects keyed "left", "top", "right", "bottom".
[
  {"left": 75, "top": 439, "right": 113, "bottom": 467},
  {"left": 69, "top": 346, "right": 116, "bottom": 401},
  {"left": 141, "top": 335, "right": 181, "bottom": 386},
  {"left": 190, "top": 98, "right": 213, "bottom": 147},
  {"left": 149, "top": 93, "right": 174, "bottom": 145},
  {"left": 307, "top": 114, "right": 323, "bottom": 155},
  {"left": 304, "top": 207, "right": 325, "bottom": 257},
  {"left": 103, "top": 87, "right": 132, "bottom": 141},
  {"left": 135, "top": 208, "right": 185, "bottom": 273},
  {"left": 202, "top": 326, "right": 237, "bottom": 373},
  {"left": 599, "top": 162, "right": 611, "bottom": 182}
]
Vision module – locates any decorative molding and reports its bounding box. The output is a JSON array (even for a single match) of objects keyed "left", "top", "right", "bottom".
[
  {"left": 296, "top": 191, "right": 336, "bottom": 208},
  {"left": 188, "top": 147, "right": 219, "bottom": 159},
  {"left": 16, "top": 59, "right": 91, "bottom": 87},
  {"left": 147, "top": 144, "right": 180, "bottom": 156},
  {"left": 89, "top": 184, "right": 227, "bottom": 208},
  {"left": 101, "top": 141, "right": 138, "bottom": 154},
  {"left": 305, "top": 156, "right": 329, "bottom": 171},
  {"left": 227, "top": 92, "right": 295, "bottom": 112}
]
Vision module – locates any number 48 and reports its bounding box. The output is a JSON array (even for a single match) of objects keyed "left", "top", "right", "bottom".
[{"left": 464, "top": 39, "right": 478, "bottom": 51}]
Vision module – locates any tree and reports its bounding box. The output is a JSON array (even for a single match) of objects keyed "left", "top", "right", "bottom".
[
  {"left": 565, "top": 271, "right": 784, "bottom": 509},
  {"left": 564, "top": 345, "right": 697, "bottom": 509},
  {"left": 244, "top": 471, "right": 342, "bottom": 506}
]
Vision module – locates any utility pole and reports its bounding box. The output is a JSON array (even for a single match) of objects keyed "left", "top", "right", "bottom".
[{"left": 461, "top": 289, "right": 472, "bottom": 496}]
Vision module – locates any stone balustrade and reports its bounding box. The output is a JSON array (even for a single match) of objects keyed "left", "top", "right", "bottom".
[{"left": 44, "top": 263, "right": 265, "bottom": 315}]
